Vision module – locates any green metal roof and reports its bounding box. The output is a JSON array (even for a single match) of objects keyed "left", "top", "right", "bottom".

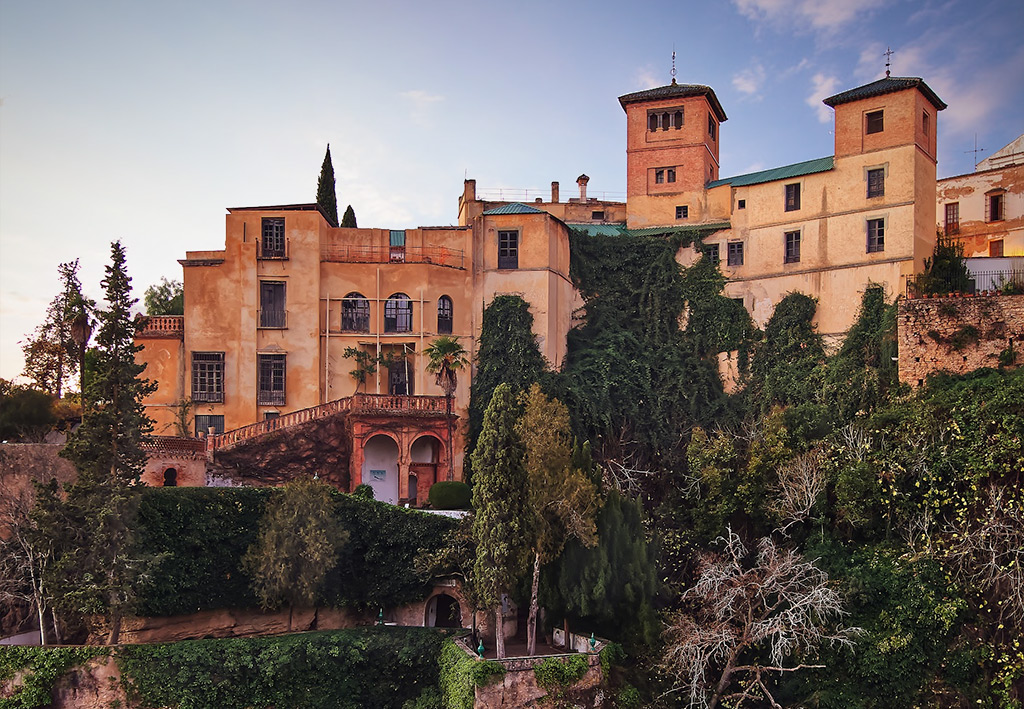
[
  {"left": 707, "top": 156, "right": 834, "bottom": 189},
  {"left": 568, "top": 221, "right": 730, "bottom": 238},
  {"left": 823, "top": 76, "right": 946, "bottom": 111},
  {"left": 481, "top": 202, "right": 545, "bottom": 215}
]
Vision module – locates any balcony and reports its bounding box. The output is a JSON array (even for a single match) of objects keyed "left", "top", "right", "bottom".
[
  {"left": 321, "top": 244, "right": 465, "bottom": 269},
  {"left": 258, "top": 310, "right": 288, "bottom": 328},
  {"left": 257, "top": 389, "right": 286, "bottom": 406},
  {"left": 258, "top": 238, "right": 289, "bottom": 260}
]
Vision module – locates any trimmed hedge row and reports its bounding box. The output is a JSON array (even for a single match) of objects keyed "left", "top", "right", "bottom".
[
  {"left": 117, "top": 628, "right": 450, "bottom": 709},
  {"left": 133, "top": 487, "right": 456, "bottom": 617}
]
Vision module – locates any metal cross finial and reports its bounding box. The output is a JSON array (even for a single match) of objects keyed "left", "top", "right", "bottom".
[
  {"left": 671, "top": 49, "right": 677, "bottom": 85},
  {"left": 884, "top": 46, "right": 894, "bottom": 77}
]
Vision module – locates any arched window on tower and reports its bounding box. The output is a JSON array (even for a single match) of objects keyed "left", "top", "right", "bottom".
[
  {"left": 384, "top": 293, "right": 412, "bottom": 333},
  {"left": 437, "top": 296, "right": 453, "bottom": 334},
  {"left": 342, "top": 292, "right": 369, "bottom": 332}
]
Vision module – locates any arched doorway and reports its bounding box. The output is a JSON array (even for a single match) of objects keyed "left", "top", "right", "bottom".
[
  {"left": 163, "top": 468, "right": 178, "bottom": 487},
  {"left": 362, "top": 434, "right": 400, "bottom": 504},
  {"left": 410, "top": 435, "right": 441, "bottom": 502},
  {"left": 426, "top": 593, "right": 462, "bottom": 628}
]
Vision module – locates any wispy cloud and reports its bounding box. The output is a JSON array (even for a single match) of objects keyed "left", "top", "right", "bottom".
[
  {"left": 635, "top": 67, "right": 661, "bottom": 90},
  {"left": 733, "top": 0, "right": 885, "bottom": 35},
  {"left": 806, "top": 73, "right": 840, "bottom": 123},
  {"left": 732, "top": 63, "right": 766, "bottom": 97},
  {"left": 400, "top": 90, "right": 444, "bottom": 124}
]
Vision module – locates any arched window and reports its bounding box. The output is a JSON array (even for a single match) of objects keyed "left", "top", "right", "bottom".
[
  {"left": 437, "top": 295, "right": 453, "bottom": 334},
  {"left": 163, "top": 468, "right": 178, "bottom": 487},
  {"left": 384, "top": 293, "right": 412, "bottom": 333},
  {"left": 342, "top": 292, "right": 369, "bottom": 332}
]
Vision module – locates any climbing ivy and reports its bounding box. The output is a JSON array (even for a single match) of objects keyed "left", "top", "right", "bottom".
[
  {"left": 437, "top": 639, "right": 505, "bottom": 709},
  {"left": 0, "top": 646, "right": 108, "bottom": 709}
]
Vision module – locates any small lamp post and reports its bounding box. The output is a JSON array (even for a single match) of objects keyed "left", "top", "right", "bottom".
[{"left": 377, "top": 608, "right": 384, "bottom": 626}]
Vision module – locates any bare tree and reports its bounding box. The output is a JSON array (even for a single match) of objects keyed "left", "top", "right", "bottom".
[
  {"left": 661, "top": 529, "right": 858, "bottom": 709},
  {"left": 770, "top": 449, "right": 825, "bottom": 533}
]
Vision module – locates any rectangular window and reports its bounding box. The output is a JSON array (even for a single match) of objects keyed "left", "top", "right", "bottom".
[
  {"left": 923, "top": 111, "right": 930, "bottom": 136},
  {"left": 264, "top": 412, "right": 280, "bottom": 421},
  {"left": 727, "top": 242, "right": 744, "bottom": 266},
  {"left": 785, "top": 183, "right": 801, "bottom": 211},
  {"left": 867, "top": 218, "right": 885, "bottom": 253},
  {"left": 259, "top": 281, "right": 286, "bottom": 328},
  {"left": 866, "top": 110, "right": 884, "bottom": 134},
  {"left": 667, "top": 168, "right": 676, "bottom": 183},
  {"left": 990, "top": 240, "right": 1004, "bottom": 258},
  {"left": 945, "top": 203, "right": 960, "bottom": 235},
  {"left": 737, "top": 199, "right": 746, "bottom": 210},
  {"left": 867, "top": 168, "right": 885, "bottom": 198},
  {"left": 260, "top": 218, "right": 286, "bottom": 258},
  {"left": 784, "top": 231, "right": 801, "bottom": 263},
  {"left": 191, "top": 352, "right": 224, "bottom": 403},
  {"left": 655, "top": 169, "right": 665, "bottom": 184},
  {"left": 989, "top": 193, "right": 1004, "bottom": 222},
  {"left": 257, "top": 354, "right": 286, "bottom": 406},
  {"left": 498, "top": 230, "right": 518, "bottom": 269},
  {"left": 675, "top": 205, "right": 688, "bottom": 220},
  {"left": 591, "top": 211, "right": 605, "bottom": 220},
  {"left": 708, "top": 113, "right": 716, "bottom": 140},
  {"left": 703, "top": 243, "right": 720, "bottom": 265},
  {"left": 195, "top": 414, "right": 224, "bottom": 437},
  {"left": 389, "top": 230, "right": 406, "bottom": 262}
]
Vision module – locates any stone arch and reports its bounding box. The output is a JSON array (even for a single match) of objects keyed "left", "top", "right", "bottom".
[
  {"left": 361, "top": 433, "right": 400, "bottom": 504},
  {"left": 425, "top": 592, "right": 463, "bottom": 628},
  {"left": 410, "top": 434, "right": 444, "bottom": 502}
]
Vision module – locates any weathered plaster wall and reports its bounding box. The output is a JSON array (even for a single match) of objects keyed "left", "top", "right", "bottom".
[
  {"left": 937, "top": 163, "right": 1024, "bottom": 257},
  {"left": 898, "top": 294, "right": 1024, "bottom": 386}
]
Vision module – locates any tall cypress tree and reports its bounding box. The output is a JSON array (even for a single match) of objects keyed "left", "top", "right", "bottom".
[
  {"left": 340, "top": 204, "right": 357, "bottom": 228},
  {"left": 316, "top": 145, "right": 339, "bottom": 227},
  {"left": 471, "top": 383, "right": 530, "bottom": 658}
]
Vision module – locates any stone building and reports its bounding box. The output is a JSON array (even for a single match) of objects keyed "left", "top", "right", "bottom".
[{"left": 138, "top": 72, "right": 977, "bottom": 499}]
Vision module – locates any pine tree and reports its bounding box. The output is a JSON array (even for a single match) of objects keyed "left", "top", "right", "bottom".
[
  {"left": 56, "top": 241, "right": 156, "bottom": 644},
  {"left": 316, "top": 145, "right": 339, "bottom": 227},
  {"left": 470, "top": 383, "right": 530, "bottom": 658},
  {"left": 340, "top": 204, "right": 357, "bottom": 228}
]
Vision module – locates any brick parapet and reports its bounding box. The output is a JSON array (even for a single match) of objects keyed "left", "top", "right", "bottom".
[{"left": 897, "top": 294, "right": 1024, "bottom": 386}]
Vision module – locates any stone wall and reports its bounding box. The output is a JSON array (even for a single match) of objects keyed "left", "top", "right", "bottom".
[
  {"left": 898, "top": 293, "right": 1024, "bottom": 386},
  {"left": 471, "top": 644, "right": 606, "bottom": 708}
]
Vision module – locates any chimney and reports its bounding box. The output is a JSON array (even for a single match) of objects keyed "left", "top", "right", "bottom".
[
  {"left": 463, "top": 179, "right": 477, "bottom": 202},
  {"left": 551, "top": 181, "right": 560, "bottom": 203},
  {"left": 576, "top": 174, "right": 589, "bottom": 202}
]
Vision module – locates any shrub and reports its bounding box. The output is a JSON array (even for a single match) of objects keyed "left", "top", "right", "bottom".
[
  {"left": 428, "top": 481, "right": 471, "bottom": 510},
  {"left": 0, "top": 646, "right": 108, "bottom": 709}
]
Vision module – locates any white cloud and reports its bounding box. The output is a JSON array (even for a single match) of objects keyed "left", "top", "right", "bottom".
[
  {"left": 635, "top": 67, "right": 660, "bottom": 90},
  {"left": 732, "top": 63, "right": 766, "bottom": 97},
  {"left": 733, "top": 0, "right": 885, "bottom": 34},
  {"left": 400, "top": 90, "right": 444, "bottom": 124},
  {"left": 806, "top": 73, "right": 841, "bottom": 123}
]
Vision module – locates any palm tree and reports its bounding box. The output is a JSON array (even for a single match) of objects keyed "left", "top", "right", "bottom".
[{"left": 425, "top": 336, "right": 468, "bottom": 481}]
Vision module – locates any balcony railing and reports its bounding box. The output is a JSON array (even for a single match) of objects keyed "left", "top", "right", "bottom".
[
  {"left": 258, "top": 238, "right": 289, "bottom": 259},
  {"left": 351, "top": 393, "right": 448, "bottom": 414},
  {"left": 138, "top": 315, "right": 184, "bottom": 337},
  {"left": 257, "top": 389, "right": 286, "bottom": 406},
  {"left": 192, "top": 390, "right": 224, "bottom": 403},
  {"left": 321, "top": 244, "right": 464, "bottom": 269},
  {"left": 258, "top": 310, "right": 288, "bottom": 328},
  {"left": 907, "top": 268, "right": 1024, "bottom": 298}
]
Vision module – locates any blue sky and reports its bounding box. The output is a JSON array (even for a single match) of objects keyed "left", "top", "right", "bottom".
[{"left": 2, "top": 0, "right": 1022, "bottom": 381}]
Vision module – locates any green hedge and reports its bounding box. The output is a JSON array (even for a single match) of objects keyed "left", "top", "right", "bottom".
[
  {"left": 437, "top": 639, "right": 505, "bottom": 709},
  {"left": 0, "top": 646, "right": 108, "bottom": 709},
  {"left": 428, "top": 481, "right": 471, "bottom": 510},
  {"left": 133, "top": 487, "right": 457, "bottom": 616},
  {"left": 116, "top": 628, "right": 449, "bottom": 709}
]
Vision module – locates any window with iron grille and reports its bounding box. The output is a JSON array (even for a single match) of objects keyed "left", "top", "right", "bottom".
[
  {"left": 945, "top": 203, "right": 959, "bottom": 235},
  {"left": 195, "top": 414, "right": 224, "bottom": 436},
  {"left": 988, "top": 193, "right": 1005, "bottom": 222},
  {"left": 257, "top": 354, "right": 286, "bottom": 406},
  {"left": 676, "top": 205, "right": 688, "bottom": 220},
  {"left": 784, "top": 231, "right": 801, "bottom": 264},
  {"left": 384, "top": 293, "right": 413, "bottom": 333},
  {"left": 727, "top": 242, "right": 744, "bottom": 266},
  {"left": 259, "top": 281, "right": 286, "bottom": 328},
  {"left": 867, "top": 168, "right": 885, "bottom": 198},
  {"left": 866, "top": 110, "right": 884, "bottom": 135},
  {"left": 437, "top": 295, "right": 453, "bottom": 334},
  {"left": 785, "top": 183, "right": 801, "bottom": 211},
  {"left": 498, "top": 230, "right": 518, "bottom": 269},
  {"left": 867, "top": 218, "right": 885, "bottom": 253},
  {"left": 703, "top": 243, "right": 720, "bottom": 265},
  {"left": 342, "top": 292, "right": 369, "bottom": 332},
  {"left": 260, "top": 218, "right": 286, "bottom": 258},
  {"left": 191, "top": 352, "right": 224, "bottom": 403}
]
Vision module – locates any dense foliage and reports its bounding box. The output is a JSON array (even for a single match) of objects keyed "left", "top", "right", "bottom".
[
  {"left": 133, "top": 487, "right": 455, "bottom": 616},
  {"left": 117, "top": 628, "right": 448, "bottom": 709},
  {"left": 142, "top": 277, "right": 184, "bottom": 316},
  {"left": 316, "top": 144, "right": 339, "bottom": 227},
  {"left": 0, "top": 646, "right": 107, "bottom": 709},
  {"left": 428, "top": 481, "right": 471, "bottom": 510}
]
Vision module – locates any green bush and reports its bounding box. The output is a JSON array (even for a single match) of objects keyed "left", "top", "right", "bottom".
[
  {"left": 428, "top": 481, "right": 471, "bottom": 510},
  {"left": 117, "top": 628, "right": 449, "bottom": 709},
  {"left": 437, "top": 639, "right": 505, "bottom": 709},
  {"left": 133, "top": 487, "right": 456, "bottom": 616},
  {"left": 0, "top": 646, "right": 107, "bottom": 709}
]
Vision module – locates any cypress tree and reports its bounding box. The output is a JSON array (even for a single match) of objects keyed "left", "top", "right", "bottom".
[
  {"left": 340, "top": 204, "right": 357, "bottom": 228},
  {"left": 470, "top": 383, "right": 530, "bottom": 658},
  {"left": 316, "top": 144, "right": 339, "bottom": 227}
]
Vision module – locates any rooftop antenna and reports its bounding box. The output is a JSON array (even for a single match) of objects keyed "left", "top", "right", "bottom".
[
  {"left": 965, "top": 134, "right": 986, "bottom": 168},
  {"left": 883, "top": 46, "right": 894, "bottom": 77},
  {"left": 671, "top": 47, "right": 677, "bottom": 85}
]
